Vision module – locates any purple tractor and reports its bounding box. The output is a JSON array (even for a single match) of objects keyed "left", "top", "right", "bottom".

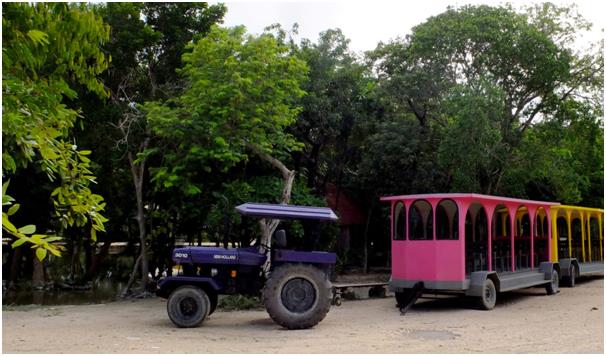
[{"left": 156, "top": 203, "right": 338, "bottom": 329}]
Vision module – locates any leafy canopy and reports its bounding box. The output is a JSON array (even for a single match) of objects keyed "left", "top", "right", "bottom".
[
  {"left": 2, "top": 3, "right": 110, "bottom": 258},
  {"left": 368, "top": 3, "right": 603, "bottom": 199},
  {"left": 145, "top": 25, "right": 307, "bottom": 194}
]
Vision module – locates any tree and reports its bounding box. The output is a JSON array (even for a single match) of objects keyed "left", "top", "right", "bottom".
[
  {"left": 142, "top": 2, "right": 227, "bottom": 91},
  {"left": 293, "top": 29, "right": 372, "bottom": 192},
  {"left": 292, "top": 29, "right": 378, "bottom": 271},
  {"left": 77, "top": 2, "right": 227, "bottom": 294},
  {"left": 2, "top": 3, "right": 109, "bottom": 261},
  {"left": 437, "top": 80, "right": 509, "bottom": 193},
  {"left": 369, "top": 3, "right": 603, "bottom": 198},
  {"left": 503, "top": 99, "right": 604, "bottom": 205},
  {"left": 146, "top": 25, "right": 307, "bottom": 253}
]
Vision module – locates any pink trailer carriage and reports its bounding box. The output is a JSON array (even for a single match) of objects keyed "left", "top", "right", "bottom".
[{"left": 380, "top": 193, "right": 561, "bottom": 311}]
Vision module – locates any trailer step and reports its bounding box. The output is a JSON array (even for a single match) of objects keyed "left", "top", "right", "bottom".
[{"left": 498, "top": 270, "right": 548, "bottom": 292}]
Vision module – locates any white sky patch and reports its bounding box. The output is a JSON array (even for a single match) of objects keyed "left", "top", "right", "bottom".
[{"left": 216, "top": 0, "right": 605, "bottom": 54}]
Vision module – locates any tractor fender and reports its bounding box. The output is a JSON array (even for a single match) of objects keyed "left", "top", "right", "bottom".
[
  {"left": 272, "top": 249, "right": 336, "bottom": 276},
  {"left": 272, "top": 249, "right": 337, "bottom": 265},
  {"left": 466, "top": 271, "right": 500, "bottom": 296},
  {"left": 157, "top": 276, "right": 222, "bottom": 298}
]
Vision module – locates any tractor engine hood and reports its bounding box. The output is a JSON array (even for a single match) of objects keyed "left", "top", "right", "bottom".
[{"left": 172, "top": 246, "right": 266, "bottom": 266}]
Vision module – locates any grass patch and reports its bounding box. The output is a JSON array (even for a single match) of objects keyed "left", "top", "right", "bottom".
[
  {"left": 217, "top": 295, "right": 262, "bottom": 311},
  {"left": 2, "top": 304, "right": 44, "bottom": 312}
]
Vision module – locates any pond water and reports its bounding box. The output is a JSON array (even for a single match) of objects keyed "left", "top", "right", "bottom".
[{"left": 2, "top": 279, "right": 125, "bottom": 306}]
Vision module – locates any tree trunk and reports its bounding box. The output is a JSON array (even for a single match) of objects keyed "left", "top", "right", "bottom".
[
  {"left": 69, "top": 240, "right": 79, "bottom": 282},
  {"left": 121, "top": 254, "right": 142, "bottom": 298},
  {"left": 246, "top": 143, "right": 296, "bottom": 268},
  {"left": 122, "top": 140, "right": 150, "bottom": 296},
  {"left": 362, "top": 202, "right": 375, "bottom": 274},
  {"left": 84, "top": 239, "right": 92, "bottom": 281},
  {"left": 258, "top": 167, "right": 295, "bottom": 251},
  {"left": 9, "top": 245, "right": 22, "bottom": 288},
  {"left": 32, "top": 252, "right": 45, "bottom": 289},
  {"left": 132, "top": 152, "right": 149, "bottom": 286},
  {"left": 84, "top": 239, "right": 112, "bottom": 281}
]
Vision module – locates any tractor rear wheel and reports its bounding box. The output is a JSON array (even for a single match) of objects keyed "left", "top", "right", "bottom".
[
  {"left": 262, "top": 264, "right": 332, "bottom": 330},
  {"left": 167, "top": 285, "right": 210, "bottom": 328}
]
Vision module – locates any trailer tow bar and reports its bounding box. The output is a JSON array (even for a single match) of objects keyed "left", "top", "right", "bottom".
[
  {"left": 332, "top": 287, "right": 343, "bottom": 306},
  {"left": 331, "top": 282, "right": 389, "bottom": 306},
  {"left": 398, "top": 283, "right": 423, "bottom": 315}
]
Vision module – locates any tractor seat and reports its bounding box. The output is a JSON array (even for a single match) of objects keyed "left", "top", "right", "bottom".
[{"left": 274, "top": 229, "right": 287, "bottom": 249}]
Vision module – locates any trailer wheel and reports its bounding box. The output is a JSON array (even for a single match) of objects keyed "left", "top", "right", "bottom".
[
  {"left": 167, "top": 285, "right": 210, "bottom": 328},
  {"left": 545, "top": 269, "right": 559, "bottom": 295},
  {"left": 478, "top": 278, "right": 497, "bottom": 310},
  {"left": 563, "top": 265, "right": 576, "bottom": 287},
  {"left": 262, "top": 264, "right": 332, "bottom": 330}
]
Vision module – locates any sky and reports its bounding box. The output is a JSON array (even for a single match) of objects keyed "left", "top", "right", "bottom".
[{"left": 216, "top": 0, "right": 605, "bottom": 54}]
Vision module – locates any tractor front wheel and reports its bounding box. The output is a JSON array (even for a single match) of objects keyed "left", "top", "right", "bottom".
[
  {"left": 262, "top": 264, "right": 332, "bottom": 330},
  {"left": 167, "top": 286, "right": 210, "bottom": 328}
]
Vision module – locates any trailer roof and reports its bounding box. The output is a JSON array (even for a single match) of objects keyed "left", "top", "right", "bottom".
[
  {"left": 235, "top": 203, "right": 339, "bottom": 221},
  {"left": 554, "top": 205, "right": 604, "bottom": 213},
  {"left": 380, "top": 193, "right": 560, "bottom": 207}
]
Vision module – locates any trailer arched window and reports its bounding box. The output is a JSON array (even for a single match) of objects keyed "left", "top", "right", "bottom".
[
  {"left": 589, "top": 217, "right": 601, "bottom": 261},
  {"left": 409, "top": 200, "right": 433, "bottom": 240},
  {"left": 393, "top": 201, "right": 406, "bottom": 240},
  {"left": 556, "top": 216, "right": 569, "bottom": 259},
  {"left": 534, "top": 207, "right": 549, "bottom": 263},
  {"left": 571, "top": 218, "right": 583, "bottom": 261},
  {"left": 492, "top": 206, "right": 511, "bottom": 272},
  {"left": 519, "top": 213, "right": 530, "bottom": 237},
  {"left": 436, "top": 199, "right": 458, "bottom": 240}
]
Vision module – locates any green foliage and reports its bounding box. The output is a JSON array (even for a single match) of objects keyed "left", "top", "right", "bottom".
[
  {"left": 368, "top": 3, "right": 603, "bottom": 203},
  {"left": 2, "top": 181, "right": 65, "bottom": 259},
  {"left": 2, "top": 3, "right": 110, "bottom": 259},
  {"left": 217, "top": 294, "right": 262, "bottom": 311},
  {"left": 2, "top": 1, "right": 602, "bottom": 277},
  {"left": 142, "top": 3, "right": 227, "bottom": 88},
  {"left": 146, "top": 25, "right": 307, "bottom": 194},
  {"left": 353, "top": 117, "right": 422, "bottom": 195},
  {"left": 293, "top": 29, "right": 374, "bottom": 191},
  {"left": 504, "top": 99, "right": 604, "bottom": 205},
  {"left": 437, "top": 80, "right": 507, "bottom": 192},
  {"left": 203, "top": 176, "right": 327, "bottom": 246}
]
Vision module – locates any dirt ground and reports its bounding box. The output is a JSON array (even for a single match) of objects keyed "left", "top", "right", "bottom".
[{"left": 2, "top": 277, "right": 603, "bottom": 354}]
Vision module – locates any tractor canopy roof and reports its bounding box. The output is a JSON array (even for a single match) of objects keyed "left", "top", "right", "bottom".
[{"left": 235, "top": 203, "right": 338, "bottom": 221}]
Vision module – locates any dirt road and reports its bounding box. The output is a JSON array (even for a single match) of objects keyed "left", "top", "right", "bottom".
[{"left": 2, "top": 277, "right": 603, "bottom": 353}]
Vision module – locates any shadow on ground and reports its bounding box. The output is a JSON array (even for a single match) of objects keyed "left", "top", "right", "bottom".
[{"left": 407, "top": 275, "right": 603, "bottom": 312}]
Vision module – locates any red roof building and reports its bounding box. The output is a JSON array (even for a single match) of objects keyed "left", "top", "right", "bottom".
[{"left": 325, "top": 184, "right": 367, "bottom": 226}]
